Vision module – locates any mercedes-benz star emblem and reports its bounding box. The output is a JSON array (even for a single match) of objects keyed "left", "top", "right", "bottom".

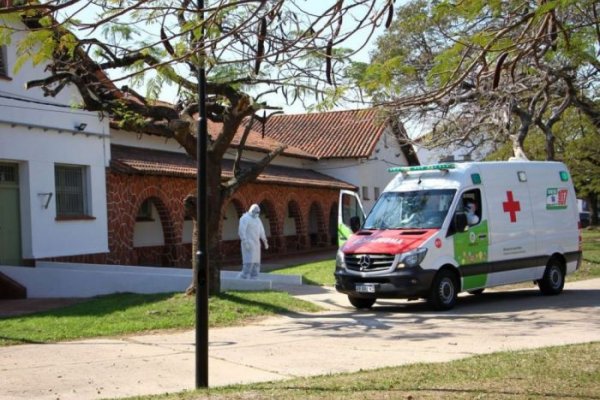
[{"left": 359, "top": 255, "right": 371, "bottom": 271}]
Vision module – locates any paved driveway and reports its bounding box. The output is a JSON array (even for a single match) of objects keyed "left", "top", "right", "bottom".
[{"left": 1, "top": 279, "right": 600, "bottom": 400}]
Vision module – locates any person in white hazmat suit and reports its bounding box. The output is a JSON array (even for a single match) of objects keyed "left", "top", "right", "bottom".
[{"left": 238, "top": 204, "right": 269, "bottom": 279}]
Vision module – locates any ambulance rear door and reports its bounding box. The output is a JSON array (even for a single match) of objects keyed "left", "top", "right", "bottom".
[{"left": 338, "top": 189, "right": 365, "bottom": 247}]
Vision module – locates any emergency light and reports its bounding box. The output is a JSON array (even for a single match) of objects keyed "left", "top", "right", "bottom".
[{"left": 388, "top": 163, "right": 456, "bottom": 174}]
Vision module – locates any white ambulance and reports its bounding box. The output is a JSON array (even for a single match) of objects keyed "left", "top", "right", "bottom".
[{"left": 336, "top": 161, "right": 582, "bottom": 310}]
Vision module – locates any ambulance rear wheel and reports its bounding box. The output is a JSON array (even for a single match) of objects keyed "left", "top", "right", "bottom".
[
  {"left": 539, "top": 259, "right": 565, "bottom": 295},
  {"left": 428, "top": 270, "right": 458, "bottom": 311},
  {"left": 348, "top": 296, "right": 376, "bottom": 309}
]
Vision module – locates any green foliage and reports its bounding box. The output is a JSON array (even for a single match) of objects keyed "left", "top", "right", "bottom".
[
  {"left": 113, "top": 101, "right": 147, "bottom": 129},
  {"left": 14, "top": 30, "right": 54, "bottom": 72},
  {"left": 427, "top": 41, "right": 465, "bottom": 86},
  {"left": 101, "top": 24, "right": 135, "bottom": 43}
]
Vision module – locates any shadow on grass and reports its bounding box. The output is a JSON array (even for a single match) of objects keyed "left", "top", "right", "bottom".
[
  {"left": 0, "top": 292, "right": 178, "bottom": 321},
  {"left": 217, "top": 291, "right": 310, "bottom": 316}
]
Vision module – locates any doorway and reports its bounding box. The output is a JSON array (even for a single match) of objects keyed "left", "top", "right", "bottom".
[{"left": 0, "top": 163, "right": 22, "bottom": 265}]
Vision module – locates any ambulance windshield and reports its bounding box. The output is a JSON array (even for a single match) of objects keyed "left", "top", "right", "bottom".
[{"left": 364, "top": 189, "right": 456, "bottom": 229}]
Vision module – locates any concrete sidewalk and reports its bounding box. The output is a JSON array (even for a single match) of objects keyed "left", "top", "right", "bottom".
[{"left": 1, "top": 279, "right": 600, "bottom": 400}]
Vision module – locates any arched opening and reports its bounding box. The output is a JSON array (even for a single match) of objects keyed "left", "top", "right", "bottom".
[
  {"left": 221, "top": 199, "right": 244, "bottom": 241},
  {"left": 329, "top": 202, "right": 338, "bottom": 246},
  {"left": 308, "top": 202, "right": 326, "bottom": 247},
  {"left": 218, "top": 198, "right": 246, "bottom": 264},
  {"left": 284, "top": 200, "right": 304, "bottom": 251},
  {"left": 259, "top": 199, "right": 280, "bottom": 251},
  {"left": 133, "top": 196, "right": 175, "bottom": 266}
]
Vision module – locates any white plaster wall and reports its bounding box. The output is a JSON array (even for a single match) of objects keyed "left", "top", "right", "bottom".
[
  {"left": 0, "top": 262, "right": 301, "bottom": 297},
  {"left": 0, "top": 124, "right": 110, "bottom": 259},
  {"left": 111, "top": 130, "right": 187, "bottom": 153},
  {"left": 111, "top": 130, "right": 310, "bottom": 169},
  {"left": 313, "top": 128, "right": 409, "bottom": 213},
  {"left": 1, "top": 20, "right": 106, "bottom": 137},
  {"left": 0, "top": 18, "right": 110, "bottom": 259}
]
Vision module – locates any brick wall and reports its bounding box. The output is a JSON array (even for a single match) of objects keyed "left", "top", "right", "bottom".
[{"left": 49, "top": 171, "right": 340, "bottom": 268}]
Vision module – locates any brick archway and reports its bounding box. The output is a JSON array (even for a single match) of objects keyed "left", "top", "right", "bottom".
[
  {"left": 106, "top": 173, "right": 190, "bottom": 267},
  {"left": 132, "top": 195, "right": 180, "bottom": 266}
]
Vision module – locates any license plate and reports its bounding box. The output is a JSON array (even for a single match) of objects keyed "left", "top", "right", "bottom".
[{"left": 355, "top": 283, "right": 376, "bottom": 293}]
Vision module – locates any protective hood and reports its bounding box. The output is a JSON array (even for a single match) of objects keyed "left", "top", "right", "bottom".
[{"left": 342, "top": 229, "right": 437, "bottom": 254}]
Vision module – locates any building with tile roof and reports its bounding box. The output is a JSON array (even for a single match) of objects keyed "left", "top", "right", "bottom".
[
  {"left": 263, "top": 108, "right": 419, "bottom": 211},
  {"left": 0, "top": 17, "right": 419, "bottom": 297}
]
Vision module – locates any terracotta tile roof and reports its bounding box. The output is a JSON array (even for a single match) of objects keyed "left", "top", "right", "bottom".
[
  {"left": 110, "top": 145, "right": 355, "bottom": 190},
  {"left": 206, "top": 120, "right": 316, "bottom": 160},
  {"left": 261, "top": 108, "right": 389, "bottom": 159},
  {"left": 111, "top": 119, "right": 317, "bottom": 160}
]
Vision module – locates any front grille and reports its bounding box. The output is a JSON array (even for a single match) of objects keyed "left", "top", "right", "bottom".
[{"left": 345, "top": 254, "right": 395, "bottom": 272}]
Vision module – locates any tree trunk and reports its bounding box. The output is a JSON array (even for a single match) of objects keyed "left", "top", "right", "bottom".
[
  {"left": 510, "top": 133, "right": 528, "bottom": 160},
  {"left": 185, "top": 158, "right": 224, "bottom": 296},
  {"left": 544, "top": 128, "right": 555, "bottom": 161},
  {"left": 589, "top": 193, "right": 599, "bottom": 226}
]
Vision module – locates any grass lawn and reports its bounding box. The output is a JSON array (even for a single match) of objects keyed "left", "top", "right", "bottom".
[
  {"left": 2, "top": 228, "right": 598, "bottom": 347},
  {"left": 0, "top": 291, "right": 321, "bottom": 346},
  {"left": 582, "top": 227, "right": 600, "bottom": 264},
  {"left": 269, "top": 259, "right": 336, "bottom": 286},
  {"left": 121, "top": 341, "right": 600, "bottom": 400}
]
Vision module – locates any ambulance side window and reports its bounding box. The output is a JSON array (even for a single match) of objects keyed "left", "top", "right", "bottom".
[
  {"left": 448, "top": 189, "right": 482, "bottom": 236},
  {"left": 462, "top": 189, "right": 482, "bottom": 227}
]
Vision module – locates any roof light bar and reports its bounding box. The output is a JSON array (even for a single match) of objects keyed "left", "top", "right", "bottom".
[{"left": 388, "top": 163, "right": 456, "bottom": 173}]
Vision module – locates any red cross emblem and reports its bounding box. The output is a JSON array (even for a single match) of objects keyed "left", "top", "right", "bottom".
[{"left": 502, "top": 191, "right": 521, "bottom": 223}]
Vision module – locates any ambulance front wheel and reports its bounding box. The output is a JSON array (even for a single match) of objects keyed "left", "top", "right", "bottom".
[
  {"left": 538, "top": 259, "right": 565, "bottom": 295},
  {"left": 428, "top": 269, "right": 458, "bottom": 311},
  {"left": 348, "top": 296, "right": 376, "bottom": 309}
]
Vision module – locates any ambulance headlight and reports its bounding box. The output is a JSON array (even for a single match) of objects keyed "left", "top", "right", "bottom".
[
  {"left": 398, "top": 248, "right": 427, "bottom": 268},
  {"left": 336, "top": 249, "right": 346, "bottom": 270}
]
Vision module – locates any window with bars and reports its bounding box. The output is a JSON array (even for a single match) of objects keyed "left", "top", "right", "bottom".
[
  {"left": 0, "top": 163, "right": 18, "bottom": 184},
  {"left": 55, "top": 164, "right": 89, "bottom": 217}
]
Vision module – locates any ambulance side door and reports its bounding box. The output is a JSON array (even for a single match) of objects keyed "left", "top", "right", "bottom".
[
  {"left": 338, "top": 190, "right": 365, "bottom": 247},
  {"left": 485, "top": 169, "right": 537, "bottom": 286},
  {"left": 451, "top": 187, "right": 490, "bottom": 291}
]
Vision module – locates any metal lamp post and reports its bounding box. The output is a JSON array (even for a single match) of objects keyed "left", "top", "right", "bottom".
[{"left": 196, "top": 0, "right": 209, "bottom": 389}]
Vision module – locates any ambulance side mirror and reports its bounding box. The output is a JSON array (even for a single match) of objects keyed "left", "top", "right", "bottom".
[
  {"left": 454, "top": 212, "right": 468, "bottom": 233},
  {"left": 350, "top": 216, "right": 362, "bottom": 233}
]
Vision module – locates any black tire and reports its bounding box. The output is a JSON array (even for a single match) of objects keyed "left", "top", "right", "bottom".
[
  {"left": 538, "top": 259, "right": 565, "bottom": 295},
  {"left": 428, "top": 270, "right": 458, "bottom": 311},
  {"left": 348, "top": 296, "right": 376, "bottom": 309},
  {"left": 468, "top": 288, "right": 485, "bottom": 295}
]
